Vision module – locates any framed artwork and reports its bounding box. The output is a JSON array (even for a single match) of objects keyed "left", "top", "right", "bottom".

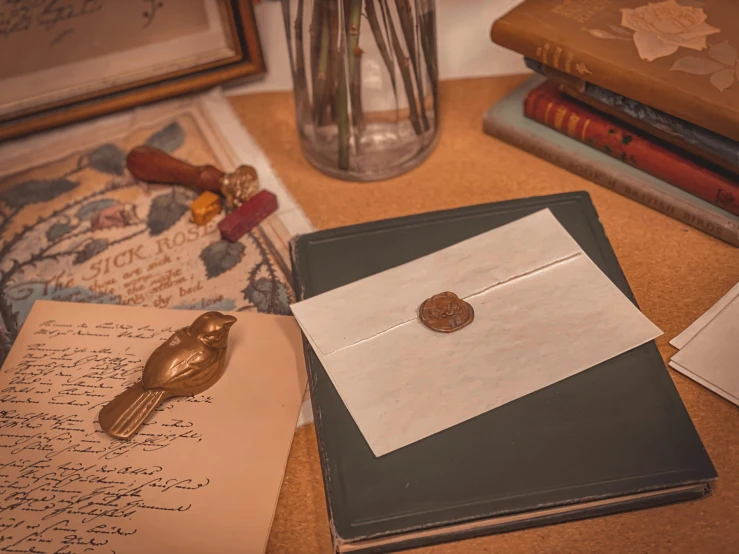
[{"left": 0, "top": 0, "right": 265, "bottom": 141}]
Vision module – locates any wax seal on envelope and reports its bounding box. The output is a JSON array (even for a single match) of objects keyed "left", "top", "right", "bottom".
[{"left": 419, "top": 292, "right": 474, "bottom": 333}]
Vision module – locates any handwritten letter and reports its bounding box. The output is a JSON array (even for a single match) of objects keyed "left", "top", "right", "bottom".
[{"left": 0, "top": 301, "right": 306, "bottom": 553}]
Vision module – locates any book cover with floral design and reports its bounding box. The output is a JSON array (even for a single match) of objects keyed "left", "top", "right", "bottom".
[{"left": 491, "top": 0, "right": 739, "bottom": 142}]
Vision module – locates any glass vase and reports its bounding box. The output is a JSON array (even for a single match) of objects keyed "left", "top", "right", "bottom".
[{"left": 281, "top": 0, "right": 438, "bottom": 181}]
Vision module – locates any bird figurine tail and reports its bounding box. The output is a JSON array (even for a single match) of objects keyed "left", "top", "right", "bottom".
[{"left": 98, "top": 381, "right": 166, "bottom": 440}]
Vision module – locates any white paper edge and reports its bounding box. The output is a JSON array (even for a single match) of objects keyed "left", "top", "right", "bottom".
[
  {"left": 670, "top": 281, "right": 739, "bottom": 350},
  {"left": 196, "top": 88, "right": 315, "bottom": 237},
  {"left": 669, "top": 360, "right": 739, "bottom": 407}
]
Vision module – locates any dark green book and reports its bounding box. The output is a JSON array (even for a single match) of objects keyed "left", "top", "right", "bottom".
[{"left": 290, "top": 192, "right": 716, "bottom": 554}]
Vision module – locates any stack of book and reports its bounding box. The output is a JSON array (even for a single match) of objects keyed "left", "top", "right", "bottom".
[{"left": 485, "top": 0, "right": 739, "bottom": 246}]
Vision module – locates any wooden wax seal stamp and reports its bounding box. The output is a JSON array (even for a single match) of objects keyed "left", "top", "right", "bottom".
[
  {"left": 418, "top": 292, "right": 474, "bottom": 333},
  {"left": 126, "top": 145, "right": 258, "bottom": 208},
  {"left": 99, "top": 311, "right": 237, "bottom": 440}
]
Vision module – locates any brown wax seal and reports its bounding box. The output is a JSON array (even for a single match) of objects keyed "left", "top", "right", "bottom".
[{"left": 418, "top": 292, "right": 474, "bottom": 333}]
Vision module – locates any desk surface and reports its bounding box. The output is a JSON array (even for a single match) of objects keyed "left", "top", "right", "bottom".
[{"left": 230, "top": 74, "right": 739, "bottom": 553}]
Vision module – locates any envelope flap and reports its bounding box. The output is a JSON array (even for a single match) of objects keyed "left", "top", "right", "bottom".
[{"left": 291, "top": 210, "right": 583, "bottom": 356}]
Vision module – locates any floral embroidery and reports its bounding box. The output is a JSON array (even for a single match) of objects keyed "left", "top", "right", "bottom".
[
  {"left": 670, "top": 40, "right": 739, "bottom": 92},
  {"left": 621, "top": 0, "right": 719, "bottom": 61},
  {"left": 585, "top": 0, "right": 719, "bottom": 62}
]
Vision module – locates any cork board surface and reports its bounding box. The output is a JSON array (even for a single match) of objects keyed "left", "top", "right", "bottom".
[{"left": 229, "top": 75, "right": 739, "bottom": 553}]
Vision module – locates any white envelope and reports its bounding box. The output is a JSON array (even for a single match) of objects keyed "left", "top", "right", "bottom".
[
  {"left": 670, "top": 282, "right": 739, "bottom": 350},
  {"left": 669, "top": 282, "right": 739, "bottom": 406},
  {"left": 291, "top": 209, "right": 662, "bottom": 456}
]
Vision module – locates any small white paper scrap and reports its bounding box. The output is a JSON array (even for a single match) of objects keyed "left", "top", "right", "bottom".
[
  {"left": 291, "top": 209, "right": 662, "bottom": 457},
  {"left": 670, "top": 282, "right": 739, "bottom": 406}
]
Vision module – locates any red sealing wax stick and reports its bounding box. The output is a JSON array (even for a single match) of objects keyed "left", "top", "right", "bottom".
[{"left": 218, "top": 190, "right": 278, "bottom": 242}]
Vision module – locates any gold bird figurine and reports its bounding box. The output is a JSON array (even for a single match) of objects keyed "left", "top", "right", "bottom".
[{"left": 99, "top": 311, "right": 237, "bottom": 440}]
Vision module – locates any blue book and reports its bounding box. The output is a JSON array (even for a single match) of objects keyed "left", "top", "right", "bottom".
[{"left": 524, "top": 58, "right": 739, "bottom": 174}]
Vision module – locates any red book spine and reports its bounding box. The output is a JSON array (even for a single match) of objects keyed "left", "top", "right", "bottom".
[{"left": 524, "top": 82, "right": 739, "bottom": 216}]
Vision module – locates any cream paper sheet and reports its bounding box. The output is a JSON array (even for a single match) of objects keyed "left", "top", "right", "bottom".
[
  {"left": 0, "top": 300, "right": 307, "bottom": 554},
  {"left": 669, "top": 282, "right": 739, "bottom": 406},
  {"left": 290, "top": 209, "right": 662, "bottom": 457}
]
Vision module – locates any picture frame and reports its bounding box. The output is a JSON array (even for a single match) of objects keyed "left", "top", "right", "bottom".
[{"left": 0, "top": 0, "right": 265, "bottom": 142}]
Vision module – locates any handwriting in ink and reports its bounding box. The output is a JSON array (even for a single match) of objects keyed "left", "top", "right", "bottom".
[
  {"left": 0, "top": 326, "right": 212, "bottom": 553},
  {"left": 0, "top": 0, "right": 105, "bottom": 39}
]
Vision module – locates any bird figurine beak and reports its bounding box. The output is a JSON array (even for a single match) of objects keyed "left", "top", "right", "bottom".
[
  {"left": 200, "top": 314, "right": 237, "bottom": 348},
  {"left": 98, "top": 312, "right": 237, "bottom": 440}
]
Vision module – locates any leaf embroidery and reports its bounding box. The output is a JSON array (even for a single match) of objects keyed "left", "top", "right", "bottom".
[
  {"left": 144, "top": 122, "right": 185, "bottom": 153},
  {"left": 77, "top": 198, "right": 119, "bottom": 220},
  {"left": 0, "top": 179, "right": 78, "bottom": 209},
  {"left": 200, "top": 240, "right": 245, "bottom": 279},
  {"left": 243, "top": 277, "right": 291, "bottom": 315},
  {"left": 671, "top": 41, "right": 739, "bottom": 92},
  {"left": 73, "top": 239, "right": 109, "bottom": 265},
  {"left": 710, "top": 68, "right": 735, "bottom": 92},
  {"left": 86, "top": 144, "right": 127, "bottom": 176},
  {"left": 46, "top": 222, "right": 75, "bottom": 241},
  {"left": 670, "top": 56, "right": 724, "bottom": 75},
  {"left": 147, "top": 189, "right": 192, "bottom": 235},
  {"left": 709, "top": 41, "right": 738, "bottom": 67}
]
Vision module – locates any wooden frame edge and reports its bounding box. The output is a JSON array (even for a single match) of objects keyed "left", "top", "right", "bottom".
[{"left": 0, "top": 0, "right": 266, "bottom": 143}]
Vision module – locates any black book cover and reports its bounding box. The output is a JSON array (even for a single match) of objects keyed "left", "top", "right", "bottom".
[{"left": 289, "top": 192, "right": 716, "bottom": 553}]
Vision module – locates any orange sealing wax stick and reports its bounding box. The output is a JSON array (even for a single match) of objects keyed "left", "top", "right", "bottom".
[{"left": 190, "top": 191, "right": 222, "bottom": 226}]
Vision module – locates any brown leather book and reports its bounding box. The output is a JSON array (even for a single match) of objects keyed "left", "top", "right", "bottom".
[{"left": 491, "top": 0, "right": 739, "bottom": 142}]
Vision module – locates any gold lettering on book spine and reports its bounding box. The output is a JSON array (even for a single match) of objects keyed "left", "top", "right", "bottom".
[
  {"left": 553, "top": 46, "right": 562, "bottom": 69},
  {"left": 581, "top": 119, "right": 591, "bottom": 141},
  {"left": 567, "top": 113, "right": 580, "bottom": 137},
  {"left": 554, "top": 106, "right": 568, "bottom": 130},
  {"left": 542, "top": 42, "right": 551, "bottom": 65}
]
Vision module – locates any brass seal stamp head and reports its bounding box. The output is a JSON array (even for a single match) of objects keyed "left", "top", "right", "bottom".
[
  {"left": 418, "top": 292, "right": 474, "bottom": 333},
  {"left": 220, "top": 165, "right": 259, "bottom": 209}
]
